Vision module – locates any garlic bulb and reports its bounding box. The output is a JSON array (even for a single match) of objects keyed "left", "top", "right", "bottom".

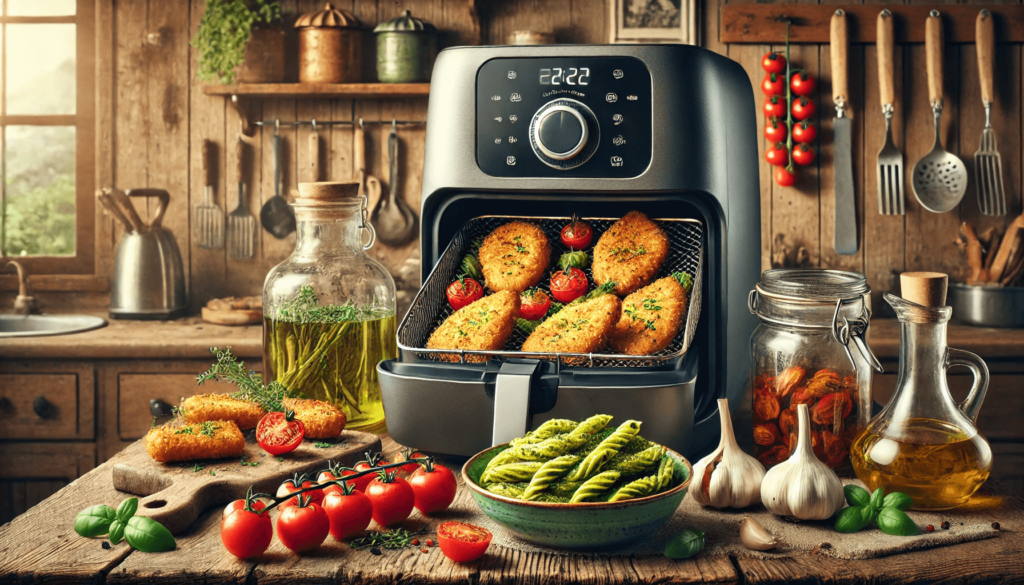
[
  {"left": 760, "top": 403, "right": 845, "bottom": 520},
  {"left": 739, "top": 517, "right": 777, "bottom": 551},
  {"left": 689, "top": 398, "right": 766, "bottom": 509}
]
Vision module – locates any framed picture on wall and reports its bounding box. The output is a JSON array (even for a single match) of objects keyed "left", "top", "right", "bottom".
[{"left": 608, "top": 0, "right": 696, "bottom": 45}]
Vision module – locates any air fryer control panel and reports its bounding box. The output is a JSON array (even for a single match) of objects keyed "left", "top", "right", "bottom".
[{"left": 476, "top": 57, "right": 653, "bottom": 178}]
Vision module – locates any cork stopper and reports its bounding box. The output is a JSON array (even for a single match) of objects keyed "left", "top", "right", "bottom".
[
  {"left": 294, "top": 181, "right": 360, "bottom": 206},
  {"left": 900, "top": 272, "right": 948, "bottom": 307}
]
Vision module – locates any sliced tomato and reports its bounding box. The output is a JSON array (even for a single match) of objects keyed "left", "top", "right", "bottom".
[
  {"left": 549, "top": 268, "right": 588, "bottom": 303},
  {"left": 437, "top": 521, "right": 493, "bottom": 562},
  {"left": 560, "top": 220, "right": 593, "bottom": 250},
  {"left": 519, "top": 289, "right": 552, "bottom": 321},
  {"left": 446, "top": 278, "right": 484, "bottom": 311},
  {"left": 256, "top": 411, "right": 305, "bottom": 456}
]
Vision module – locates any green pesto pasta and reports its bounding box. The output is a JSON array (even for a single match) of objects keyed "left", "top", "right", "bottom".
[
  {"left": 618, "top": 434, "right": 654, "bottom": 456},
  {"left": 523, "top": 454, "right": 581, "bottom": 501},
  {"left": 565, "top": 420, "right": 641, "bottom": 481},
  {"left": 547, "top": 479, "right": 583, "bottom": 499},
  {"left": 481, "top": 461, "right": 544, "bottom": 485},
  {"left": 569, "top": 471, "right": 621, "bottom": 503},
  {"left": 483, "top": 448, "right": 519, "bottom": 474},
  {"left": 656, "top": 456, "right": 675, "bottom": 490},
  {"left": 507, "top": 432, "right": 589, "bottom": 461},
  {"left": 568, "top": 414, "right": 613, "bottom": 439},
  {"left": 608, "top": 474, "right": 660, "bottom": 502},
  {"left": 531, "top": 492, "right": 570, "bottom": 504},
  {"left": 510, "top": 419, "right": 578, "bottom": 447},
  {"left": 608, "top": 445, "right": 665, "bottom": 476},
  {"left": 486, "top": 482, "right": 527, "bottom": 499}
]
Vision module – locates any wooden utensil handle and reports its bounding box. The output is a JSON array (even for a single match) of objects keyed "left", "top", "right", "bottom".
[
  {"left": 309, "top": 132, "right": 320, "bottom": 182},
  {"left": 976, "top": 9, "right": 995, "bottom": 105},
  {"left": 877, "top": 9, "right": 895, "bottom": 108},
  {"left": 201, "top": 140, "right": 212, "bottom": 188},
  {"left": 830, "top": 10, "right": 848, "bottom": 107},
  {"left": 354, "top": 123, "right": 366, "bottom": 175},
  {"left": 236, "top": 138, "right": 244, "bottom": 178},
  {"left": 127, "top": 189, "right": 170, "bottom": 229},
  {"left": 926, "top": 11, "right": 944, "bottom": 106}
]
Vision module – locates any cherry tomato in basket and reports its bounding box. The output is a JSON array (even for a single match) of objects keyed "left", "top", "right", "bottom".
[
  {"left": 277, "top": 473, "right": 324, "bottom": 509},
  {"left": 352, "top": 452, "right": 390, "bottom": 493},
  {"left": 221, "top": 507, "right": 272, "bottom": 559},
  {"left": 549, "top": 268, "right": 588, "bottom": 303},
  {"left": 223, "top": 498, "right": 266, "bottom": 518},
  {"left": 276, "top": 496, "right": 330, "bottom": 552},
  {"left": 790, "top": 72, "right": 815, "bottom": 96},
  {"left": 560, "top": 219, "right": 593, "bottom": 250},
  {"left": 792, "top": 143, "right": 815, "bottom": 166},
  {"left": 761, "top": 73, "right": 786, "bottom": 97},
  {"left": 764, "top": 119, "right": 787, "bottom": 143},
  {"left": 792, "top": 121, "right": 817, "bottom": 144},
  {"left": 519, "top": 289, "right": 552, "bottom": 321},
  {"left": 763, "top": 96, "right": 786, "bottom": 119},
  {"left": 792, "top": 97, "right": 816, "bottom": 121},
  {"left": 408, "top": 459, "right": 458, "bottom": 515},
  {"left": 446, "top": 277, "right": 484, "bottom": 311},
  {"left": 323, "top": 486, "right": 374, "bottom": 540},
  {"left": 775, "top": 166, "right": 797, "bottom": 187},
  {"left": 256, "top": 411, "right": 305, "bottom": 456},
  {"left": 437, "top": 521, "right": 493, "bottom": 563},
  {"left": 761, "top": 52, "right": 787, "bottom": 74},
  {"left": 765, "top": 143, "right": 789, "bottom": 167},
  {"left": 364, "top": 470, "right": 416, "bottom": 527}
]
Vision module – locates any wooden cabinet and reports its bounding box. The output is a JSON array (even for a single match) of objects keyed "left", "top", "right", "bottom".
[
  {"left": 117, "top": 371, "right": 251, "bottom": 441},
  {"left": 0, "top": 363, "right": 95, "bottom": 440},
  {"left": 0, "top": 443, "right": 95, "bottom": 525}
]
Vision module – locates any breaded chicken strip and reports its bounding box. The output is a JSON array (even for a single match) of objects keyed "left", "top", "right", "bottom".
[
  {"left": 522, "top": 294, "right": 622, "bottom": 355},
  {"left": 283, "top": 398, "right": 346, "bottom": 439},
  {"left": 478, "top": 221, "right": 551, "bottom": 292},
  {"left": 592, "top": 211, "right": 669, "bottom": 296},
  {"left": 608, "top": 276, "right": 689, "bottom": 355},
  {"left": 427, "top": 290, "right": 521, "bottom": 362},
  {"left": 145, "top": 420, "right": 245, "bottom": 463},
  {"left": 181, "top": 393, "right": 266, "bottom": 430}
]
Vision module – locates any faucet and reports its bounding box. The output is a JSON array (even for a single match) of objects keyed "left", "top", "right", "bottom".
[{"left": 6, "top": 261, "right": 38, "bottom": 315}]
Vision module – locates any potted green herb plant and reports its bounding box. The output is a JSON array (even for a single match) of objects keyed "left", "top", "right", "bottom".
[{"left": 192, "top": 0, "right": 284, "bottom": 84}]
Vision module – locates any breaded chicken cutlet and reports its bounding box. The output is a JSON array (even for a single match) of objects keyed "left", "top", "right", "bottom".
[
  {"left": 478, "top": 221, "right": 551, "bottom": 292},
  {"left": 608, "top": 276, "right": 689, "bottom": 355},
  {"left": 427, "top": 290, "right": 520, "bottom": 363},
  {"left": 181, "top": 393, "right": 266, "bottom": 430},
  {"left": 521, "top": 294, "right": 622, "bottom": 355},
  {"left": 146, "top": 420, "right": 245, "bottom": 463},
  {"left": 592, "top": 211, "right": 669, "bottom": 296},
  {"left": 282, "top": 398, "right": 347, "bottom": 439}
]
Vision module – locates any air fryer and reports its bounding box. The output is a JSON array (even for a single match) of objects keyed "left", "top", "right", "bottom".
[{"left": 377, "top": 44, "right": 760, "bottom": 459}]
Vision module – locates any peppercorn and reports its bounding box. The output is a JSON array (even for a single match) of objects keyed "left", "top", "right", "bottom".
[
  {"left": 101, "top": 541, "right": 111, "bottom": 550},
  {"left": 412, "top": 538, "right": 420, "bottom": 546},
  {"left": 926, "top": 525, "right": 934, "bottom": 532},
  {"left": 426, "top": 538, "right": 435, "bottom": 547},
  {"left": 422, "top": 548, "right": 428, "bottom": 553},
  {"left": 941, "top": 521, "right": 950, "bottom": 530},
  {"left": 992, "top": 522, "right": 1001, "bottom": 531},
  {"left": 371, "top": 547, "right": 382, "bottom": 556}
]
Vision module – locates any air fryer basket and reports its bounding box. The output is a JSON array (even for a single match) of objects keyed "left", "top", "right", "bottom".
[{"left": 397, "top": 215, "right": 703, "bottom": 368}]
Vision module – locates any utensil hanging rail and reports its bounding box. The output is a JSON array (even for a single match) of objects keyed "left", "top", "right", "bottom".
[{"left": 251, "top": 119, "right": 426, "bottom": 128}]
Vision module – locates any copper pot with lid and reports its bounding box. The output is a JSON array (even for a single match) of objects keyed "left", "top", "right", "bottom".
[{"left": 295, "top": 3, "right": 362, "bottom": 83}]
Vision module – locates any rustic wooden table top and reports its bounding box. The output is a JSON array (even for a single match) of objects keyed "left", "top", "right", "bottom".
[{"left": 1, "top": 434, "right": 1021, "bottom": 585}]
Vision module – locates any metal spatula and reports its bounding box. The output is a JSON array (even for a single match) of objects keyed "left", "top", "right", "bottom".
[
  {"left": 973, "top": 9, "right": 1007, "bottom": 216},
  {"left": 228, "top": 138, "right": 255, "bottom": 259},
  {"left": 195, "top": 139, "right": 225, "bottom": 248},
  {"left": 876, "top": 9, "right": 904, "bottom": 215}
]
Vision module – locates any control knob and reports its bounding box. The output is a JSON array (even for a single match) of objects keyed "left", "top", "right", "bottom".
[{"left": 529, "top": 98, "right": 600, "bottom": 170}]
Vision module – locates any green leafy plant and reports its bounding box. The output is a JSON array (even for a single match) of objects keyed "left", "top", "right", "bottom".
[
  {"left": 190, "top": 0, "right": 281, "bottom": 84},
  {"left": 665, "top": 529, "right": 706, "bottom": 559},
  {"left": 73, "top": 498, "right": 176, "bottom": 552},
  {"left": 834, "top": 486, "right": 918, "bottom": 536}
]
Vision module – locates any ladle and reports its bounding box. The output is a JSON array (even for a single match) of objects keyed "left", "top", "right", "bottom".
[{"left": 371, "top": 120, "right": 417, "bottom": 246}]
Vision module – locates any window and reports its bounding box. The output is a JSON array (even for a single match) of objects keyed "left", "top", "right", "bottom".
[{"left": 0, "top": 0, "right": 94, "bottom": 274}]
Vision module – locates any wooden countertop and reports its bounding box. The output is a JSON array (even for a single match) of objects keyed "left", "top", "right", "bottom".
[{"left": 0, "top": 434, "right": 1021, "bottom": 584}]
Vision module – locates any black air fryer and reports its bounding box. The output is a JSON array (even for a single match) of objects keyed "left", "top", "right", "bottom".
[{"left": 377, "top": 44, "right": 760, "bottom": 459}]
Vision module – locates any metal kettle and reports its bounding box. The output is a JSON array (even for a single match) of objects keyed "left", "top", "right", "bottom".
[{"left": 99, "top": 188, "right": 187, "bottom": 320}]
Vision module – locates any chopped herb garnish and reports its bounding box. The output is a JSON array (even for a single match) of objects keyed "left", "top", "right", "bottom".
[
  {"left": 240, "top": 458, "right": 260, "bottom": 467},
  {"left": 314, "top": 442, "right": 332, "bottom": 448},
  {"left": 192, "top": 464, "right": 205, "bottom": 473}
]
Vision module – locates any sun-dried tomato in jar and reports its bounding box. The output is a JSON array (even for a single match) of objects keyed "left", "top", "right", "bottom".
[{"left": 749, "top": 270, "right": 882, "bottom": 469}]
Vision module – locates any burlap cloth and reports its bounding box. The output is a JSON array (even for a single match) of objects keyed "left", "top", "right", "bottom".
[{"left": 412, "top": 472, "right": 999, "bottom": 560}]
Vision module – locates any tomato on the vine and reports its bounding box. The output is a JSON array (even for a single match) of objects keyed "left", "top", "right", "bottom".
[
  {"left": 765, "top": 143, "right": 789, "bottom": 167},
  {"left": 323, "top": 483, "right": 374, "bottom": 540},
  {"left": 396, "top": 448, "right": 426, "bottom": 476},
  {"left": 519, "top": 289, "right": 552, "bottom": 321},
  {"left": 560, "top": 218, "right": 593, "bottom": 250},
  {"left": 278, "top": 473, "right": 324, "bottom": 509},
  {"left": 364, "top": 469, "right": 416, "bottom": 527},
  {"left": 437, "top": 521, "right": 493, "bottom": 563},
  {"left": 763, "top": 96, "right": 786, "bottom": 119},
  {"left": 352, "top": 452, "right": 389, "bottom": 493},
  {"left": 761, "top": 52, "right": 786, "bottom": 75},
  {"left": 775, "top": 166, "right": 797, "bottom": 187},
  {"left": 792, "top": 122, "right": 817, "bottom": 144},
  {"left": 222, "top": 507, "right": 272, "bottom": 559},
  {"left": 446, "top": 277, "right": 483, "bottom": 311},
  {"left": 256, "top": 411, "right": 305, "bottom": 456},
  {"left": 791, "top": 72, "right": 815, "bottom": 96},
  {"left": 764, "top": 119, "right": 787, "bottom": 143},
  {"left": 792, "top": 97, "right": 816, "bottom": 121},
  {"left": 792, "top": 143, "right": 815, "bottom": 166},
  {"left": 408, "top": 459, "right": 458, "bottom": 515},
  {"left": 549, "top": 268, "right": 588, "bottom": 303},
  {"left": 761, "top": 73, "right": 785, "bottom": 97},
  {"left": 276, "top": 495, "right": 330, "bottom": 552},
  {"left": 318, "top": 464, "right": 359, "bottom": 497},
  {"left": 224, "top": 498, "right": 266, "bottom": 518}
]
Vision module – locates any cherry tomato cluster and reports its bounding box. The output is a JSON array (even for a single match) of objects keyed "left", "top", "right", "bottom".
[
  {"left": 760, "top": 51, "right": 818, "bottom": 186},
  {"left": 220, "top": 452, "right": 462, "bottom": 559}
]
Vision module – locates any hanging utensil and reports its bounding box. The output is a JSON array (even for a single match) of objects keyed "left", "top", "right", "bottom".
[
  {"left": 195, "top": 139, "right": 225, "bottom": 249},
  {"left": 105, "top": 186, "right": 146, "bottom": 233},
  {"left": 96, "top": 189, "right": 133, "bottom": 232},
  {"left": 876, "top": 9, "right": 904, "bottom": 216},
  {"left": 228, "top": 137, "right": 256, "bottom": 259},
  {"left": 260, "top": 120, "right": 297, "bottom": 239},
  {"left": 973, "top": 10, "right": 1007, "bottom": 217},
  {"left": 370, "top": 119, "right": 417, "bottom": 246},
  {"left": 354, "top": 118, "right": 367, "bottom": 193},
  {"left": 911, "top": 11, "right": 968, "bottom": 213},
  {"left": 831, "top": 10, "right": 857, "bottom": 255},
  {"left": 309, "top": 119, "right": 321, "bottom": 182}
]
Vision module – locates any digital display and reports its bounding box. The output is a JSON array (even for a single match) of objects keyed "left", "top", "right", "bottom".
[{"left": 539, "top": 67, "right": 590, "bottom": 86}]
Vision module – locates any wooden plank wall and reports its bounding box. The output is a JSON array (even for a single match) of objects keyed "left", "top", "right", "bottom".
[{"left": 705, "top": 0, "right": 1024, "bottom": 309}]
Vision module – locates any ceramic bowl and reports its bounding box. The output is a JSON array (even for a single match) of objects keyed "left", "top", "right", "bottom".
[{"left": 462, "top": 444, "right": 692, "bottom": 550}]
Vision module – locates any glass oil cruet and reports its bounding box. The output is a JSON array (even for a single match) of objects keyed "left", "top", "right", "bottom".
[{"left": 851, "top": 272, "right": 992, "bottom": 510}]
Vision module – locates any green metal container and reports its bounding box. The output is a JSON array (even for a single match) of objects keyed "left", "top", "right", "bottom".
[{"left": 373, "top": 10, "right": 438, "bottom": 83}]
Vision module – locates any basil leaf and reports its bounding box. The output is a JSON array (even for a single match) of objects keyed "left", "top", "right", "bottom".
[
  {"left": 125, "top": 516, "right": 176, "bottom": 553},
  {"left": 108, "top": 520, "right": 125, "bottom": 545},
  {"left": 115, "top": 497, "right": 138, "bottom": 524},
  {"left": 876, "top": 507, "right": 919, "bottom": 536},
  {"left": 844, "top": 485, "right": 870, "bottom": 507},
  {"left": 74, "top": 505, "right": 116, "bottom": 538},
  {"left": 868, "top": 488, "right": 884, "bottom": 510},
  {"left": 834, "top": 505, "right": 874, "bottom": 533},
  {"left": 665, "top": 529, "right": 706, "bottom": 559},
  {"left": 882, "top": 491, "right": 913, "bottom": 511}
]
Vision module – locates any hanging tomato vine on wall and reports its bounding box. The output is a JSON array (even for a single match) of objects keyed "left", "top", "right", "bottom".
[{"left": 761, "top": 22, "right": 818, "bottom": 187}]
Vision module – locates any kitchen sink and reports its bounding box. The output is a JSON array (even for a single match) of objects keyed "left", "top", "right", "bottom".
[{"left": 0, "top": 314, "right": 107, "bottom": 338}]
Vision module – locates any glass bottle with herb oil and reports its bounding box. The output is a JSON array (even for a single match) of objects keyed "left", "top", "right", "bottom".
[
  {"left": 263, "top": 182, "right": 396, "bottom": 433},
  {"left": 851, "top": 273, "right": 991, "bottom": 510}
]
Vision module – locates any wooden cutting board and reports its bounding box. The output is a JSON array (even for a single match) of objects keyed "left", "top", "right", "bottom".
[{"left": 112, "top": 430, "right": 381, "bottom": 535}]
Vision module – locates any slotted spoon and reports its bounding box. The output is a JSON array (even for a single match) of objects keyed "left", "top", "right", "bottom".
[
  {"left": 912, "top": 11, "right": 968, "bottom": 214},
  {"left": 973, "top": 9, "right": 1007, "bottom": 216}
]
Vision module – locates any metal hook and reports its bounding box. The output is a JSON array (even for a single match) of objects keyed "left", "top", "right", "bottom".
[
  {"left": 274, "top": 119, "right": 280, "bottom": 136},
  {"left": 391, "top": 118, "right": 397, "bottom": 133},
  {"left": 311, "top": 118, "right": 317, "bottom": 132},
  {"left": 358, "top": 117, "right": 364, "bottom": 129}
]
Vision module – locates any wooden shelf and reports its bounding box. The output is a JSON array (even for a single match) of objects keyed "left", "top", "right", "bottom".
[{"left": 203, "top": 83, "right": 430, "bottom": 100}]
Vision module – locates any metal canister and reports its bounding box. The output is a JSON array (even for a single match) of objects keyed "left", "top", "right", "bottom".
[
  {"left": 373, "top": 10, "right": 438, "bottom": 83},
  {"left": 295, "top": 3, "right": 362, "bottom": 84}
]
